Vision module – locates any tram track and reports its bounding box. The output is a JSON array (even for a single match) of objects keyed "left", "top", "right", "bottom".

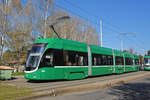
[
  {"left": 3, "top": 71, "right": 149, "bottom": 92},
  {"left": 31, "top": 71, "right": 148, "bottom": 91}
]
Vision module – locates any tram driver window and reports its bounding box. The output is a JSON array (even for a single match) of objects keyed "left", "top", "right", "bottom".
[
  {"left": 39, "top": 49, "right": 65, "bottom": 67},
  {"left": 40, "top": 49, "right": 54, "bottom": 67},
  {"left": 44, "top": 54, "right": 53, "bottom": 66}
]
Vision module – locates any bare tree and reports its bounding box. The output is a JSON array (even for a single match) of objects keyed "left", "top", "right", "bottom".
[
  {"left": 34, "top": 0, "right": 54, "bottom": 38},
  {"left": 0, "top": 0, "right": 36, "bottom": 64},
  {"left": 0, "top": 0, "right": 9, "bottom": 61},
  {"left": 0, "top": 0, "right": 99, "bottom": 65}
]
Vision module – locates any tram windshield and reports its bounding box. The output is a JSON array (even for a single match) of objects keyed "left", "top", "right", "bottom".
[
  {"left": 144, "top": 58, "right": 150, "bottom": 66},
  {"left": 30, "top": 43, "right": 47, "bottom": 53},
  {"left": 25, "top": 43, "right": 47, "bottom": 71},
  {"left": 26, "top": 55, "right": 40, "bottom": 71}
]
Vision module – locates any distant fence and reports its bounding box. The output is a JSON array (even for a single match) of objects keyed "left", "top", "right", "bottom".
[{"left": 13, "top": 65, "right": 25, "bottom": 73}]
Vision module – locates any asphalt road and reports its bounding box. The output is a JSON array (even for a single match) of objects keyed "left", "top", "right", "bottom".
[{"left": 31, "top": 75, "right": 150, "bottom": 100}]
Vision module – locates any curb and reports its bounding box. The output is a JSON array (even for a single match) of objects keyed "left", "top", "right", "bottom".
[{"left": 16, "top": 72, "right": 150, "bottom": 100}]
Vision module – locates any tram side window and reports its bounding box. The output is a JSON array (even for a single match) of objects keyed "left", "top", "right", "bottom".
[
  {"left": 53, "top": 49, "right": 65, "bottom": 66},
  {"left": 64, "top": 50, "right": 88, "bottom": 66},
  {"left": 125, "top": 58, "right": 133, "bottom": 65},
  {"left": 101, "top": 55, "right": 107, "bottom": 65},
  {"left": 92, "top": 54, "right": 113, "bottom": 66},
  {"left": 107, "top": 56, "right": 113, "bottom": 65},
  {"left": 115, "top": 56, "right": 124, "bottom": 65},
  {"left": 93, "top": 57, "right": 97, "bottom": 65},
  {"left": 125, "top": 58, "right": 130, "bottom": 65},
  {"left": 130, "top": 58, "right": 133, "bottom": 65},
  {"left": 135, "top": 59, "right": 139, "bottom": 65},
  {"left": 92, "top": 54, "right": 102, "bottom": 66}
]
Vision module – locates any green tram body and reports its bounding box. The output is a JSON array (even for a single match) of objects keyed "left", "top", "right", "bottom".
[
  {"left": 24, "top": 38, "right": 140, "bottom": 80},
  {"left": 144, "top": 56, "right": 150, "bottom": 70}
]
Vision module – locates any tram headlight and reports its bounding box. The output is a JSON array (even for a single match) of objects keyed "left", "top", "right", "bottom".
[{"left": 33, "top": 74, "right": 36, "bottom": 78}]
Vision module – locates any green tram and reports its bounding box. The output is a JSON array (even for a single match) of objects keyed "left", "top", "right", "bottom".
[
  {"left": 144, "top": 56, "right": 150, "bottom": 70},
  {"left": 24, "top": 38, "right": 140, "bottom": 80}
]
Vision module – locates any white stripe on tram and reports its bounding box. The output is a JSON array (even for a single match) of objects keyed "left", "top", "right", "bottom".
[
  {"left": 54, "top": 65, "right": 138, "bottom": 68},
  {"left": 54, "top": 66, "right": 88, "bottom": 68}
]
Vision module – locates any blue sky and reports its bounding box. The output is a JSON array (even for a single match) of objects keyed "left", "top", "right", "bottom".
[{"left": 55, "top": 0, "right": 150, "bottom": 55}]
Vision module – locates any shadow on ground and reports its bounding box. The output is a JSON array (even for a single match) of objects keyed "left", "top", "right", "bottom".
[
  {"left": 27, "top": 74, "right": 116, "bottom": 83},
  {"left": 109, "top": 82, "right": 150, "bottom": 100},
  {"left": 27, "top": 79, "right": 68, "bottom": 83},
  {"left": 26, "top": 72, "right": 137, "bottom": 83},
  {"left": 11, "top": 77, "right": 18, "bottom": 80}
]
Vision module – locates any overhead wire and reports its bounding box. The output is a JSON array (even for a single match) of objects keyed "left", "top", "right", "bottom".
[
  {"left": 62, "top": 0, "right": 121, "bottom": 31},
  {"left": 122, "top": 36, "right": 147, "bottom": 55},
  {"left": 54, "top": 4, "right": 99, "bottom": 27},
  {"left": 57, "top": 0, "right": 121, "bottom": 34},
  {"left": 36, "top": 0, "right": 148, "bottom": 53},
  {"left": 57, "top": 0, "right": 149, "bottom": 54}
]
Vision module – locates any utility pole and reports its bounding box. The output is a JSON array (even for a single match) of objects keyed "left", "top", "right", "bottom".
[
  {"left": 115, "top": 32, "right": 138, "bottom": 51},
  {"left": 44, "top": 0, "right": 49, "bottom": 38},
  {"left": 100, "top": 20, "right": 103, "bottom": 47}
]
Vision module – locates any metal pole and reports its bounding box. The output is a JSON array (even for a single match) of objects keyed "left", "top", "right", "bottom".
[
  {"left": 88, "top": 45, "right": 92, "bottom": 76},
  {"left": 49, "top": 16, "right": 70, "bottom": 39},
  {"left": 44, "top": 0, "right": 49, "bottom": 38},
  {"left": 100, "top": 20, "right": 103, "bottom": 47},
  {"left": 115, "top": 32, "right": 138, "bottom": 51}
]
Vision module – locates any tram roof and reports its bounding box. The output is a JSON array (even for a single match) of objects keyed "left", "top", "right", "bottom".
[
  {"left": 34, "top": 38, "right": 87, "bottom": 52},
  {"left": 34, "top": 38, "right": 138, "bottom": 58},
  {"left": 34, "top": 38, "right": 113, "bottom": 53},
  {"left": 144, "top": 56, "right": 150, "bottom": 59}
]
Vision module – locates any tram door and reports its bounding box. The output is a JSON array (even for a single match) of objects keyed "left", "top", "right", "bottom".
[{"left": 88, "top": 45, "right": 92, "bottom": 76}]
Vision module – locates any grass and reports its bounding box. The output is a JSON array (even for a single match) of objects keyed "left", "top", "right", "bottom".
[
  {"left": 0, "top": 83, "right": 33, "bottom": 100},
  {"left": 12, "top": 72, "right": 24, "bottom": 76}
]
